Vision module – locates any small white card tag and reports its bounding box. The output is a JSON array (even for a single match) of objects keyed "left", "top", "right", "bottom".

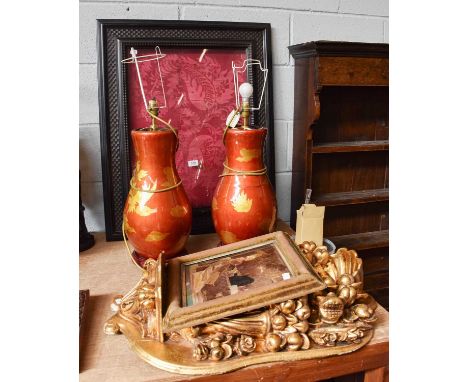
[
  {"left": 282, "top": 272, "right": 291, "bottom": 280},
  {"left": 188, "top": 159, "right": 199, "bottom": 167},
  {"left": 226, "top": 109, "right": 240, "bottom": 128}
]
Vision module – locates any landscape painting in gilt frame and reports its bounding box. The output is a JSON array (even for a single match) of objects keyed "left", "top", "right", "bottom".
[{"left": 97, "top": 20, "right": 275, "bottom": 240}]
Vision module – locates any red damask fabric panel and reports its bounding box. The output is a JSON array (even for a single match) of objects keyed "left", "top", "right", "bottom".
[{"left": 127, "top": 47, "right": 246, "bottom": 207}]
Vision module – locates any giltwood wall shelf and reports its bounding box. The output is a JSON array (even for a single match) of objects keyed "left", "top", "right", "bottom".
[
  {"left": 103, "top": 231, "right": 379, "bottom": 376},
  {"left": 79, "top": 231, "right": 389, "bottom": 381}
]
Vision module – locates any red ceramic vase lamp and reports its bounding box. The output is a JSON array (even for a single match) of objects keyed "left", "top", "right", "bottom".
[
  {"left": 123, "top": 100, "right": 192, "bottom": 259},
  {"left": 212, "top": 82, "right": 277, "bottom": 244}
]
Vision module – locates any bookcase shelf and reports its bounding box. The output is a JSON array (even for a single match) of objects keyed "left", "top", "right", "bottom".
[
  {"left": 329, "top": 230, "right": 389, "bottom": 251},
  {"left": 312, "top": 140, "right": 389, "bottom": 154},
  {"left": 289, "top": 41, "right": 389, "bottom": 310},
  {"left": 313, "top": 189, "right": 388, "bottom": 207}
]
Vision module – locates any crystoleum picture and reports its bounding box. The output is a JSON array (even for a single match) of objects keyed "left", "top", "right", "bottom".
[{"left": 183, "top": 242, "right": 291, "bottom": 306}]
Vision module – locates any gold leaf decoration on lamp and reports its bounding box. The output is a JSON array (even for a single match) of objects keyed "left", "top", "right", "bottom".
[
  {"left": 236, "top": 148, "right": 261, "bottom": 162},
  {"left": 231, "top": 191, "right": 252, "bottom": 213},
  {"left": 145, "top": 231, "right": 169, "bottom": 242},
  {"left": 138, "top": 205, "right": 158, "bottom": 217},
  {"left": 161, "top": 167, "right": 176, "bottom": 187},
  {"left": 220, "top": 230, "right": 237, "bottom": 244},
  {"left": 170, "top": 205, "right": 187, "bottom": 218},
  {"left": 134, "top": 161, "right": 148, "bottom": 181},
  {"left": 126, "top": 188, "right": 138, "bottom": 213},
  {"left": 123, "top": 215, "right": 135, "bottom": 233},
  {"left": 127, "top": 188, "right": 157, "bottom": 217}
]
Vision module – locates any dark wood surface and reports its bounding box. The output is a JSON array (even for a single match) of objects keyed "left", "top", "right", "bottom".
[
  {"left": 288, "top": 41, "right": 389, "bottom": 310},
  {"left": 313, "top": 189, "right": 389, "bottom": 207},
  {"left": 356, "top": 247, "right": 389, "bottom": 274},
  {"left": 288, "top": 41, "right": 389, "bottom": 59},
  {"left": 311, "top": 152, "right": 388, "bottom": 195},
  {"left": 192, "top": 342, "right": 389, "bottom": 382},
  {"left": 329, "top": 230, "right": 389, "bottom": 251},
  {"left": 323, "top": 202, "right": 388, "bottom": 237},
  {"left": 312, "top": 140, "right": 389, "bottom": 154},
  {"left": 312, "top": 86, "right": 389, "bottom": 144},
  {"left": 318, "top": 57, "right": 389, "bottom": 86}
]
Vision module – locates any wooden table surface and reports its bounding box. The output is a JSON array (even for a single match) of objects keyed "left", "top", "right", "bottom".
[{"left": 79, "top": 228, "right": 389, "bottom": 382}]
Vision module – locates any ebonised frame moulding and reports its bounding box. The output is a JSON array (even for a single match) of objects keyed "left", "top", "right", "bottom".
[{"left": 97, "top": 20, "right": 275, "bottom": 240}]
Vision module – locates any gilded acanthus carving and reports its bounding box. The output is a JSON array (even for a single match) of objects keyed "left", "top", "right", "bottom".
[
  {"left": 192, "top": 333, "right": 256, "bottom": 361},
  {"left": 170, "top": 243, "right": 378, "bottom": 361},
  {"left": 104, "top": 258, "right": 163, "bottom": 340},
  {"left": 308, "top": 322, "right": 372, "bottom": 347},
  {"left": 105, "top": 240, "right": 378, "bottom": 365}
]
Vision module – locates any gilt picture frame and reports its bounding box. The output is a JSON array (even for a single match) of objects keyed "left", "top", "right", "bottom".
[
  {"left": 162, "top": 231, "right": 325, "bottom": 332},
  {"left": 97, "top": 20, "right": 275, "bottom": 240}
]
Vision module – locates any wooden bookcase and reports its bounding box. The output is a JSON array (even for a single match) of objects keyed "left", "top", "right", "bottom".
[{"left": 288, "top": 41, "right": 389, "bottom": 309}]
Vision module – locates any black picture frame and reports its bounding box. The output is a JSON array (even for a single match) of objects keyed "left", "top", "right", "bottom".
[{"left": 97, "top": 20, "right": 275, "bottom": 240}]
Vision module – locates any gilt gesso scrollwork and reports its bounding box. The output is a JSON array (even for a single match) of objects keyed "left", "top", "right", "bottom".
[
  {"left": 167, "top": 242, "right": 377, "bottom": 361},
  {"left": 104, "top": 241, "right": 378, "bottom": 363},
  {"left": 104, "top": 258, "right": 163, "bottom": 341}
]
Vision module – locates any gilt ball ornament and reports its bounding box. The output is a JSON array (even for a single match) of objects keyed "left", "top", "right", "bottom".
[
  {"left": 210, "top": 346, "right": 225, "bottom": 361},
  {"left": 271, "top": 314, "right": 287, "bottom": 331},
  {"left": 265, "top": 333, "right": 282, "bottom": 352},
  {"left": 280, "top": 300, "right": 296, "bottom": 314},
  {"left": 338, "top": 274, "right": 354, "bottom": 286},
  {"left": 287, "top": 333, "right": 303, "bottom": 350}
]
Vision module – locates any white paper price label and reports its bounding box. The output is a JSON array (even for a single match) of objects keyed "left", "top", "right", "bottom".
[
  {"left": 229, "top": 284, "right": 239, "bottom": 295},
  {"left": 188, "top": 159, "right": 199, "bottom": 167}
]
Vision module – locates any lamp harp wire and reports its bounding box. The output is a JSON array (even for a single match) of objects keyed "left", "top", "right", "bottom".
[
  {"left": 231, "top": 59, "right": 268, "bottom": 111},
  {"left": 122, "top": 46, "right": 168, "bottom": 109}
]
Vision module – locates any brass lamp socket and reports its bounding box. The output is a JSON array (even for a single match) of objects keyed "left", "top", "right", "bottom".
[
  {"left": 241, "top": 100, "right": 250, "bottom": 128},
  {"left": 148, "top": 99, "right": 159, "bottom": 130}
]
